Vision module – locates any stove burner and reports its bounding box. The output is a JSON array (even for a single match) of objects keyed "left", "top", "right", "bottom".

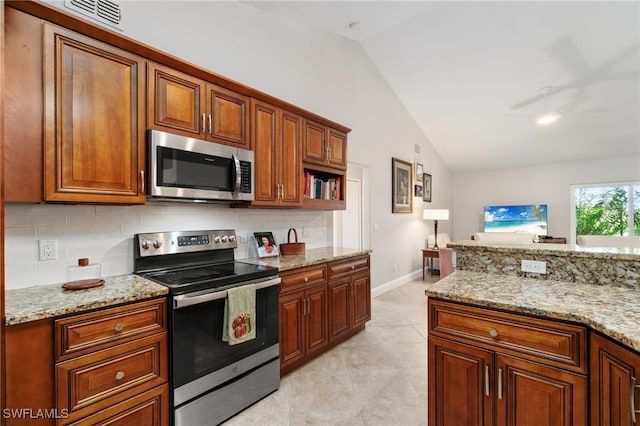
[{"left": 152, "top": 264, "right": 234, "bottom": 285}]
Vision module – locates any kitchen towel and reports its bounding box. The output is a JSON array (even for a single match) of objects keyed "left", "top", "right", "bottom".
[{"left": 222, "top": 284, "right": 256, "bottom": 345}]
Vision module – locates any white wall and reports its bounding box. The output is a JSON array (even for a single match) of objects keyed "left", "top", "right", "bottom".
[
  {"left": 453, "top": 156, "right": 640, "bottom": 242},
  {"left": 18, "top": 1, "right": 454, "bottom": 290}
]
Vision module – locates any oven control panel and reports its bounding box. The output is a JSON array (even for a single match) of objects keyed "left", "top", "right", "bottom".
[{"left": 135, "top": 230, "right": 238, "bottom": 256}]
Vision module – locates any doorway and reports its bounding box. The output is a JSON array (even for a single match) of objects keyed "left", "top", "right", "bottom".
[{"left": 334, "top": 162, "right": 369, "bottom": 249}]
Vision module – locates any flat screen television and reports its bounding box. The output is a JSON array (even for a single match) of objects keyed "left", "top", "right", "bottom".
[{"left": 483, "top": 204, "right": 548, "bottom": 236}]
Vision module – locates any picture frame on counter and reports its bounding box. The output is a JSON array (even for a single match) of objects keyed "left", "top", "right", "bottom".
[
  {"left": 392, "top": 158, "right": 413, "bottom": 213},
  {"left": 253, "top": 232, "right": 280, "bottom": 257},
  {"left": 423, "top": 173, "right": 432, "bottom": 202}
]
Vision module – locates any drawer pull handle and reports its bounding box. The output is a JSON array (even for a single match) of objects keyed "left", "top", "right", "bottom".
[
  {"left": 114, "top": 323, "right": 124, "bottom": 332},
  {"left": 304, "top": 277, "right": 309, "bottom": 282},
  {"left": 488, "top": 328, "right": 498, "bottom": 338},
  {"left": 115, "top": 371, "right": 125, "bottom": 380},
  {"left": 498, "top": 368, "right": 503, "bottom": 400},
  {"left": 351, "top": 265, "right": 355, "bottom": 270}
]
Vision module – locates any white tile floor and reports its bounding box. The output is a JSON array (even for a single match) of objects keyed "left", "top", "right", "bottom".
[{"left": 224, "top": 277, "right": 437, "bottom": 425}]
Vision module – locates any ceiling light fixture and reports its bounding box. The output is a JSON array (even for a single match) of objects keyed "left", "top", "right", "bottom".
[{"left": 536, "top": 86, "right": 561, "bottom": 125}]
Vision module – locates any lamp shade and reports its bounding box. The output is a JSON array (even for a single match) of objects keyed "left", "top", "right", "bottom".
[{"left": 423, "top": 209, "right": 449, "bottom": 221}]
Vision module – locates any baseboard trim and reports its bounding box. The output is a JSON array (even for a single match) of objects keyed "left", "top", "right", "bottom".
[{"left": 371, "top": 270, "right": 423, "bottom": 298}]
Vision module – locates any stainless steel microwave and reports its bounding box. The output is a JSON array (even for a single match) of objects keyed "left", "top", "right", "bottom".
[{"left": 148, "top": 130, "right": 254, "bottom": 203}]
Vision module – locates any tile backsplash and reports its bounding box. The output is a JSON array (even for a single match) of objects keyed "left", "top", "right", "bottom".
[{"left": 5, "top": 202, "right": 332, "bottom": 289}]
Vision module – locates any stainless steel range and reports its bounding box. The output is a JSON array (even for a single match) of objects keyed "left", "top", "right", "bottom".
[{"left": 134, "top": 229, "right": 280, "bottom": 426}]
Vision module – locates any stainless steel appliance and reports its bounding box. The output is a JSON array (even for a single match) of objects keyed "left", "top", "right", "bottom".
[
  {"left": 148, "top": 130, "right": 254, "bottom": 203},
  {"left": 134, "top": 230, "right": 279, "bottom": 426}
]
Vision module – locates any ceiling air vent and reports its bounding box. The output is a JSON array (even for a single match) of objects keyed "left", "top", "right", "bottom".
[{"left": 65, "top": 0, "right": 122, "bottom": 30}]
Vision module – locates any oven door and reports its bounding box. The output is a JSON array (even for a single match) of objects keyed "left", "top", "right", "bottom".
[{"left": 170, "top": 276, "right": 280, "bottom": 406}]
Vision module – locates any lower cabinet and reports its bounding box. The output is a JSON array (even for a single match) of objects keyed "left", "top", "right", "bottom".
[
  {"left": 590, "top": 331, "right": 640, "bottom": 426},
  {"left": 4, "top": 298, "right": 169, "bottom": 426},
  {"left": 279, "top": 254, "right": 371, "bottom": 375},
  {"left": 428, "top": 298, "right": 588, "bottom": 426}
]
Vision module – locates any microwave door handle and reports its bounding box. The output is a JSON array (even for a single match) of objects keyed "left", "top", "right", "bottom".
[{"left": 231, "top": 153, "right": 241, "bottom": 194}]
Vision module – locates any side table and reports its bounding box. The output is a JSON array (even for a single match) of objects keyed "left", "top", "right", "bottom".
[{"left": 421, "top": 248, "right": 440, "bottom": 280}]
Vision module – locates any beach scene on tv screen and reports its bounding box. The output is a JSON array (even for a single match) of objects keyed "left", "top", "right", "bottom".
[{"left": 484, "top": 204, "right": 548, "bottom": 235}]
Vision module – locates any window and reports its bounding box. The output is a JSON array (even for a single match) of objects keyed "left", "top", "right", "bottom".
[{"left": 572, "top": 182, "right": 640, "bottom": 240}]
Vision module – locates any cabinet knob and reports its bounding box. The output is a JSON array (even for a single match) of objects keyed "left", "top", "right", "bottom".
[
  {"left": 115, "top": 371, "right": 125, "bottom": 380},
  {"left": 303, "top": 277, "right": 309, "bottom": 282},
  {"left": 351, "top": 265, "right": 355, "bottom": 270},
  {"left": 114, "top": 323, "right": 124, "bottom": 332},
  {"left": 488, "top": 328, "right": 498, "bottom": 338}
]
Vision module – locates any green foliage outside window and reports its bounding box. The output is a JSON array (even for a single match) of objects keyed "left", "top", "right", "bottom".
[{"left": 574, "top": 184, "right": 640, "bottom": 238}]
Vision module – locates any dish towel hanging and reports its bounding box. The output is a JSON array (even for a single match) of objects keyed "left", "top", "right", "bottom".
[{"left": 222, "top": 284, "right": 256, "bottom": 345}]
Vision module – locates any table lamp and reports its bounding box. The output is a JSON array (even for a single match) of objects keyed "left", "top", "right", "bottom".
[{"left": 423, "top": 209, "right": 450, "bottom": 249}]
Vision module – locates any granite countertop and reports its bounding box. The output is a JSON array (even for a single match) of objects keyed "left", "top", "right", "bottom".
[
  {"left": 425, "top": 270, "right": 640, "bottom": 352},
  {"left": 239, "top": 246, "right": 372, "bottom": 272},
  {"left": 449, "top": 240, "right": 640, "bottom": 260},
  {"left": 5, "top": 275, "right": 168, "bottom": 326}
]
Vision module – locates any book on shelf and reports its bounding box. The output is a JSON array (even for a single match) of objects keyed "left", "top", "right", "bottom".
[{"left": 304, "top": 172, "right": 341, "bottom": 201}]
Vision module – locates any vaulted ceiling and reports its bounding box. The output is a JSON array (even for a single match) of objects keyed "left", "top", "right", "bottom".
[{"left": 244, "top": 1, "right": 640, "bottom": 173}]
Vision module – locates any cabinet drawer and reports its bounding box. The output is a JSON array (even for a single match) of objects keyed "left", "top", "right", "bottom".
[
  {"left": 65, "top": 384, "right": 168, "bottom": 426},
  {"left": 56, "top": 333, "right": 168, "bottom": 421},
  {"left": 429, "top": 299, "right": 587, "bottom": 373},
  {"left": 56, "top": 298, "right": 167, "bottom": 360},
  {"left": 329, "top": 255, "right": 370, "bottom": 279},
  {"left": 280, "top": 264, "right": 327, "bottom": 292}
]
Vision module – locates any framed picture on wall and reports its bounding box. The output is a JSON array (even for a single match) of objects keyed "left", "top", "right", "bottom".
[
  {"left": 392, "top": 158, "right": 413, "bottom": 213},
  {"left": 415, "top": 163, "right": 424, "bottom": 182},
  {"left": 423, "top": 173, "right": 432, "bottom": 202}
]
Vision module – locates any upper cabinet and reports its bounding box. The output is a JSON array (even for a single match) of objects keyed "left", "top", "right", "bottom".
[
  {"left": 148, "top": 62, "right": 250, "bottom": 149},
  {"left": 303, "top": 119, "right": 347, "bottom": 170},
  {"left": 251, "top": 99, "right": 302, "bottom": 207},
  {"left": 43, "top": 23, "right": 146, "bottom": 204}
]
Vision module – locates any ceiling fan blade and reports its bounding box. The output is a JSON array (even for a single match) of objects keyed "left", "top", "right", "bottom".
[
  {"left": 509, "top": 84, "right": 572, "bottom": 110},
  {"left": 596, "top": 43, "right": 640, "bottom": 72},
  {"left": 600, "top": 70, "right": 640, "bottom": 81},
  {"left": 543, "top": 34, "right": 590, "bottom": 77},
  {"left": 565, "top": 107, "right": 610, "bottom": 115},
  {"left": 504, "top": 113, "right": 535, "bottom": 118}
]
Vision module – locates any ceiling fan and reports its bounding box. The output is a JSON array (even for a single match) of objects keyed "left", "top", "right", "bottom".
[
  {"left": 506, "top": 85, "right": 608, "bottom": 125},
  {"left": 510, "top": 35, "right": 639, "bottom": 111}
]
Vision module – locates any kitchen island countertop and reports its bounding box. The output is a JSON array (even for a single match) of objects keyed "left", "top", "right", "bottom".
[
  {"left": 425, "top": 270, "right": 640, "bottom": 352},
  {"left": 5, "top": 275, "right": 168, "bottom": 326},
  {"left": 239, "top": 246, "right": 372, "bottom": 272}
]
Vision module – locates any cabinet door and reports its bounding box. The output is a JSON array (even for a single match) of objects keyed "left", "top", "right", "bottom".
[
  {"left": 305, "top": 285, "right": 329, "bottom": 356},
  {"left": 279, "top": 291, "right": 305, "bottom": 369},
  {"left": 252, "top": 100, "right": 279, "bottom": 204},
  {"left": 148, "top": 62, "right": 204, "bottom": 136},
  {"left": 591, "top": 332, "right": 640, "bottom": 426},
  {"left": 328, "top": 277, "right": 351, "bottom": 341},
  {"left": 303, "top": 119, "right": 327, "bottom": 165},
  {"left": 207, "top": 84, "right": 249, "bottom": 148},
  {"left": 43, "top": 24, "right": 145, "bottom": 203},
  {"left": 279, "top": 111, "right": 303, "bottom": 206},
  {"left": 327, "top": 128, "right": 347, "bottom": 170},
  {"left": 352, "top": 272, "right": 371, "bottom": 328},
  {"left": 496, "top": 354, "right": 587, "bottom": 426},
  {"left": 428, "top": 336, "right": 494, "bottom": 426}
]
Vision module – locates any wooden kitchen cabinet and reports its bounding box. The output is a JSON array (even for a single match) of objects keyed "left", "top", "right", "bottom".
[
  {"left": 591, "top": 331, "right": 640, "bottom": 426},
  {"left": 43, "top": 23, "right": 146, "bottom": 204},
  {"left": 250, "top": 99, "right": 302, "bottom": 207},
  {"left": 148, "top": 62, "right": 250, "bottom": 149},
  {"left": 4, "top": 298, "right": 169, "bottom": 426},
  {"left": 327, "top": 255, "right": 371, "bottom": 341},
  {"left": 279, "top": 264, "right": 329, "bottom": 375},
  {"left": 428, "top": 299, "right": 588, "bottom": 426},
  {"left": 303, "top": 119, "right": 347, "bottom": 170}
]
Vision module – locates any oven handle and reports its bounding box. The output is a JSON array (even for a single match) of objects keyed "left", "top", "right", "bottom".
[{"left": 172, "top": 276, "right": 281, "bottom": 310}]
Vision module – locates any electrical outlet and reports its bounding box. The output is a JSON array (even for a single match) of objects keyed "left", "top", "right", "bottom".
[
  {"left": 521, "top": 259, "right": 546, "bottom": 274},
  {"left": 39, "top": 240, "right": 58, "bottom": 261}
]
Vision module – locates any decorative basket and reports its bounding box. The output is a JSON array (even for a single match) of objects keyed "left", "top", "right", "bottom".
[{"left": 279, "top": 228, "right": 306, "bottom": 255}]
